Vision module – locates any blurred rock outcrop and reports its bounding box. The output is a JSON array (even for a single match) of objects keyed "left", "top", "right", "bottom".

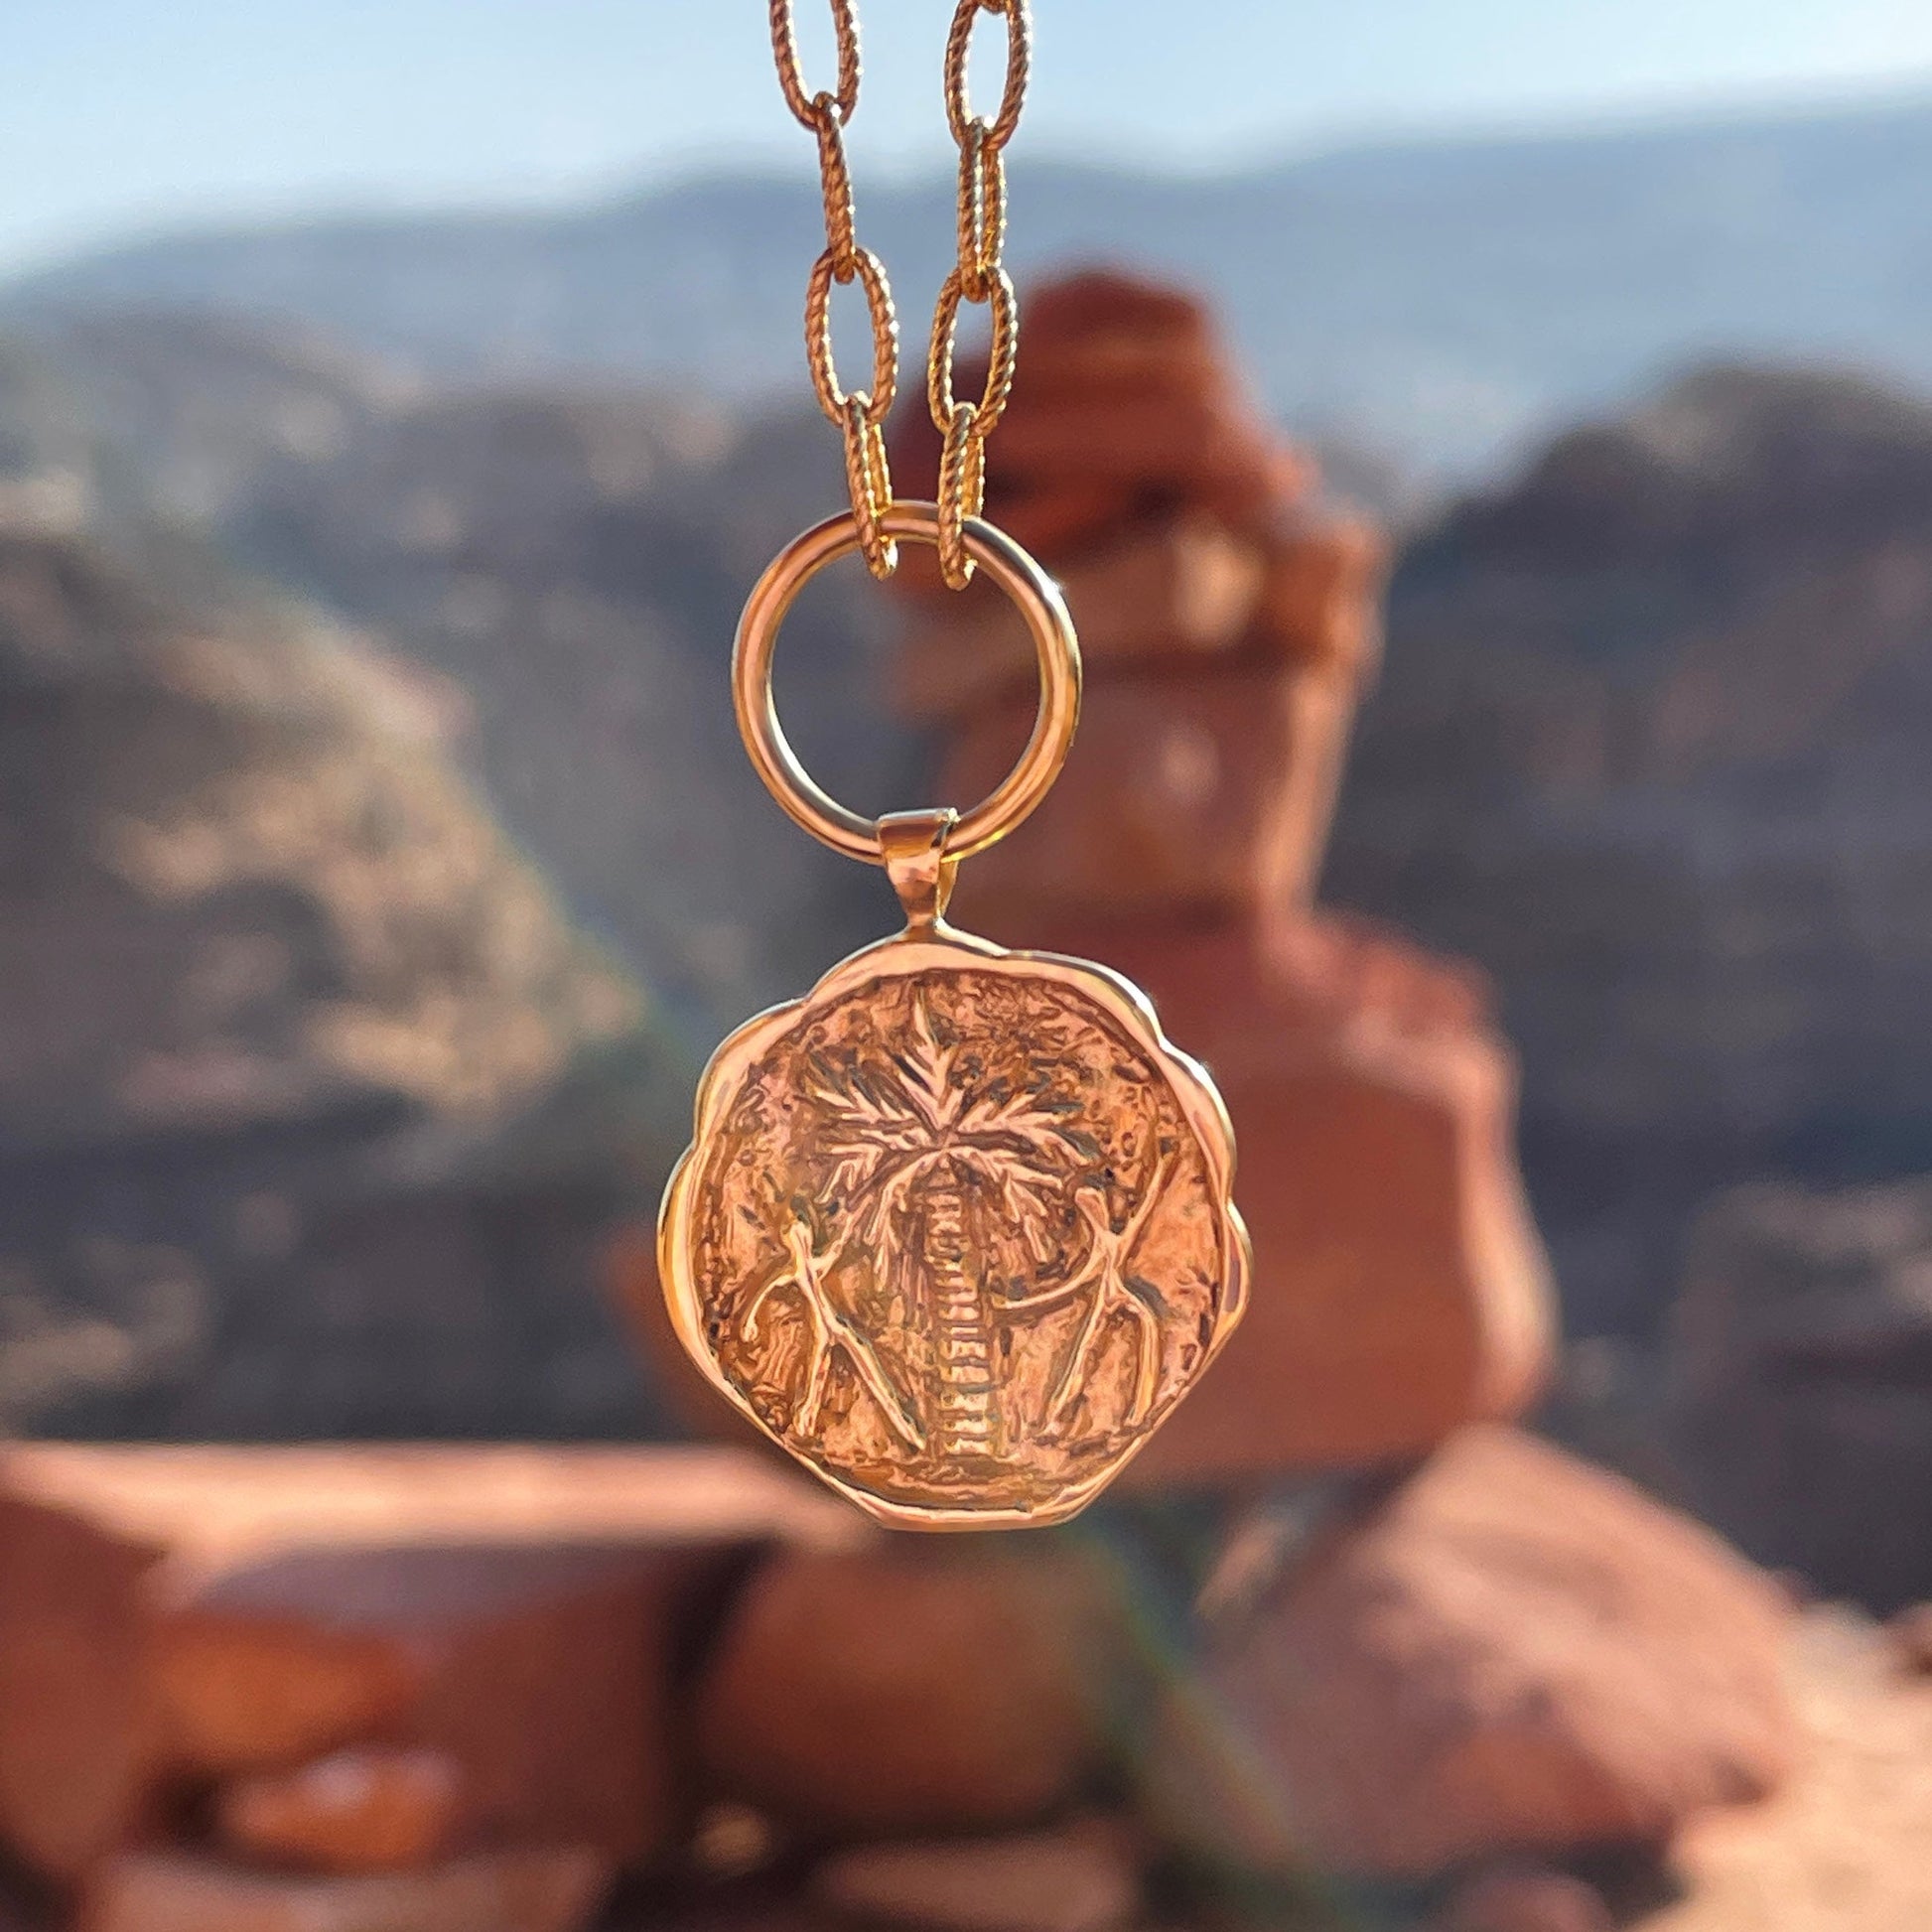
[
  {"left": 1648, "top": 1608, "right": 1932, "bottom": 1932},
  {"left": 1143, "top": 1426, "right": 1793, "bottom": 1877},
  {"left": 1671, "top": 1175, "right": 1932, "bottom": 1610},
  {"left": 1331, "top": 364, "right": 1932, "bottom": 1334},
  {"left": 0, "top": 314, "right": 917, "bottom": 1032},
  {"left": 0, "top": 508, "right": 678, "bottom": 1437},
  {"left": 0, "top": 517, "right": 629, "bottom": 1142},
  {"left": 0, "top": 312, "right": 421, "bottom": 531},
  {"left": 0, "top": 1442, "right": 1910, "bottom": 1932},
  {"left": 0, "top": 1443, "right": 851, "bottom": 1889},
  {"left": 694, "top": 1541, "right": 1121, "bottom": 1837}
]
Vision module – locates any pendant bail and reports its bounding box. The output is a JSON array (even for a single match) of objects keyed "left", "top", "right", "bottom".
[{"left": 880, "top": 808, "right": 960, "bottom": 927}]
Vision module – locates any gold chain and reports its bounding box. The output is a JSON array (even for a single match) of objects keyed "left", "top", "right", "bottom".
[
  {"left": 931, "top": 0, "right": 1029, "bottom": 587},
  {"left": 768, "top": 0, "right": 1032, "bottom": 587},
  {"left": 770, "top": 0, "right": 899, "bottom": 578}
]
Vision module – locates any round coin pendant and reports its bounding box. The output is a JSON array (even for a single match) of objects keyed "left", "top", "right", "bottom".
[{"left": 658, "top": 922, "right": 1250, "bottom": 1529}]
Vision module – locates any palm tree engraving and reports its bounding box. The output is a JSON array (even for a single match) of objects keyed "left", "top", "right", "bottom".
[
  {"left": 715, "top": 979, "right": 1201, "bottom": 1476},
  {"left": 791, "top": 993, "right": 1082, "bottom": 1459}
]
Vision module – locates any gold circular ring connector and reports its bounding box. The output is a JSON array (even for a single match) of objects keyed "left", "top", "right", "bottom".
[{"left": 734, "top": 500, "right": 1080, "bottom": 865}]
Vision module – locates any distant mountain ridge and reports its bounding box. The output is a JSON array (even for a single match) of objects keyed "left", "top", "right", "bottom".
[{"left": 10, "top": 93, "right": 1932, "bottom": 473}]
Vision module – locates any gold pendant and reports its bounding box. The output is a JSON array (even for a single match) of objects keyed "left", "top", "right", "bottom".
[{"left": 658, "top": 504, "right": 1249, "bottom": 1529}]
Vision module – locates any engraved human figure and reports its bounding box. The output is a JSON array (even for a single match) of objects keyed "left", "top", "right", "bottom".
[
  {"left": 988, "top": 1147, "right": 1173, "bottom": 1432},
  {"left": 739, "top": 1212, "right": 925, "bottom": 1449}
]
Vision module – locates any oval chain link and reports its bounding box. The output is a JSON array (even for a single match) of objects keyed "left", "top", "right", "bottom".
[
  {"left": 769, "top": 0, "right": 860, "bottom": 129},
  {"left": 930, "top": 0, "right": 1032, "bottom": 586},
  {"left": 806, "top": 245, "right": 897, "bottom": 427},
  {"left": 769, "top": 0, "right": 1033, "bottom": 589}
]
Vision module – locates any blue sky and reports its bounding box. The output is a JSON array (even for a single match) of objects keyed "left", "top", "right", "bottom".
[{"left": 5, "top": 1, "right": 1932, "bottom": 271}]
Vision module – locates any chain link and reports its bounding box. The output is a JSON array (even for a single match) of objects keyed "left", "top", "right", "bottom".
[
  {"left": 943, "top": 0, "right": 1031, "bottom": 148},
  {"left": 811, "top": 105, "right": 860, "bottom": 273},
  {"left": 953, "top": 118, "right": 1006, "bottom": 299},
  {"left": 930, "top": 0, "right": 1032, "bottom": 587},
  {"left": 929, "top": 264, "right": 1017, "bottom": 438},
  {"left": 769, "top": 0, "right": 1033, "bottom": 588},
  {"left": 769, "top": 0, "right": 860, "bottom": 129},
  {"left": 806, "top": 245, "right": 897, "bottom": 427}
]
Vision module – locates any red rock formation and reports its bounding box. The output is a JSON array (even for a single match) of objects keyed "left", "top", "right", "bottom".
[
  {"left": 1053, "top": 917, "right": 1552, "bottom": 1481},
  {"left": 811, "top": 1821, "right": 1142, "bottom": 1932},
  {"left": 0, "top": 1444, "right": 852, "bottom": 1882},
  {"left": 162, "top": 1545, "right": 691, "bottom": 1863},
  {"left": 1434, "top": 1863, "right": 1613, "bottom": 1932},
  {"left": 1141, "top": 1427, "right": 1794, "bottom": 1878},
  {"left": 695, "top": 1543, "right": 1120, "bottom": 1836},
  {"left": 887, "top": 268, "right": 1553, "bottom": 1477},
  {"left": 77, "top": 1847, "right": 611, "bottom": 1932},
  {"left": 0, "top": 1490, "right": 163, "bottom": 1881},
  {"left": 212, "top": 1747, "right": 465, "bottom": 1874}
]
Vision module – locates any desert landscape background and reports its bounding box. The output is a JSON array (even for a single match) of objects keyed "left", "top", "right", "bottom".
[{"left": 1, "top": 41, "right": 1932, "bottom": 1932}]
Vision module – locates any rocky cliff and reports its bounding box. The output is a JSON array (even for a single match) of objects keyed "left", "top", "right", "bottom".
[
  {"left": 0, "top": 489, "right": 683, "bottom": 1438},
  {"left": 6, "top": 311, "right": 913, "bottom": 1035},
  {"left": 1672, "top": 1175, "right": 1932, "bottom": 1608},
  {"left": 1328, "top": 363, "right": 1932, "bottom": 1331}
]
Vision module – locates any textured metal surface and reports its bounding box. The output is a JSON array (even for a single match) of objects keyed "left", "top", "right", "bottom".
[{"left": 659, "top": 925, "right": 1248, "bottom": 1529}]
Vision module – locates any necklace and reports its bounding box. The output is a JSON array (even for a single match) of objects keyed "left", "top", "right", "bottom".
[{"left": 657, "top": 0, "right": 1249, "bottom": 1529}]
